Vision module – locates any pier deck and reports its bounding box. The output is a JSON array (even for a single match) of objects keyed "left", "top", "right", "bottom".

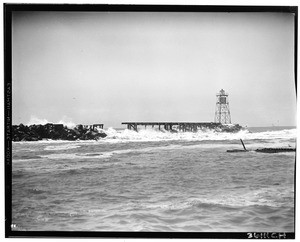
[{"left": 121, "top": 122, "right": 222, "bottom": 132}]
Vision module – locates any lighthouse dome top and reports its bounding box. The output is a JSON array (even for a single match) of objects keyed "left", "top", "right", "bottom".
[{"left": 217, "top": 89, "right": 228, "bottom": 96}]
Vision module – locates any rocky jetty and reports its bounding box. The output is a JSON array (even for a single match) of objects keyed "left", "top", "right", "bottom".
[{"left": 12, "top": 123, "right": 107, "bottom": 142}]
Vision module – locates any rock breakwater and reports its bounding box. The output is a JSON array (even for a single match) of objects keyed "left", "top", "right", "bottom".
[{"left": 12, "top": 123, "right": 107, "bottom": 141}]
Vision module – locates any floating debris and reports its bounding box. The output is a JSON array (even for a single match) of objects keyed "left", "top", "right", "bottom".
[
  {"left": 227, "top": 139, "right": 296, "bottom": 154},
  {"left": 227, "top": 149, "right": 248, "bottom": 153},
  {"left": 255, "top": 148, "right": 296, "bottom": 153},
  {"left": 227, "top": 139, "right": 249, "bottom": 152}
]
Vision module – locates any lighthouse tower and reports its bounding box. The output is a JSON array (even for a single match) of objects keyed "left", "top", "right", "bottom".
[{"left": 215, "top": 89, "right": 231, "bottom": 124}]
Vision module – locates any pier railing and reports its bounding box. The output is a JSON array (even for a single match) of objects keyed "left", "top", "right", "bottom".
[{"left": 121, "top": 122, "right": 222, "bottom": 132}]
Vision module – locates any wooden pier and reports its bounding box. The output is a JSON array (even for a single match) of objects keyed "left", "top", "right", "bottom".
[{"left": 121, "top": 122, "right": 223, "bottom": 132}]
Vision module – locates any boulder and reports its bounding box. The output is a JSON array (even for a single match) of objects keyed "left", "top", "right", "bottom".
[{"left": 12, "top": 123, "right": 107, "bottom": 141}]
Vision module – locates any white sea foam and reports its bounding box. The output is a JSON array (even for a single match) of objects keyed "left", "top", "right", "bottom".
[
  {"left": 40, "top": 153, "right": 109, "bottom": 160},
  {"left": 44, "top": 144, "right": 81, "bottom": 151},
  {"left": 40, "top": 144, "right": 184, "bottom": 160},
  {"left": 101, "top": 128, "right": 296, "bottom": 143},
  {"left": 27, "top": 115, "right": 49, "bottom": 126},
  {"left": 26, "top": 115, "right": 76, "bottom": 128}
]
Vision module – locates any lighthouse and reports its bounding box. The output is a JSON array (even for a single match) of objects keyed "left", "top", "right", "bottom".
[{"left": 215, "top": 89, "right": 231, "bottom": 124}]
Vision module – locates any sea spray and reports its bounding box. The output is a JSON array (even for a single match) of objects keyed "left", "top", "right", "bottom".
[{"left": 102, "top": 128, "right": 296, "bottom": 143}]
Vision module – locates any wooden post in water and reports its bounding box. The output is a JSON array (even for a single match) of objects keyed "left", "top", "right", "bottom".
[{"left": 240, "top": 139, "right": 247, "bottom": 151}]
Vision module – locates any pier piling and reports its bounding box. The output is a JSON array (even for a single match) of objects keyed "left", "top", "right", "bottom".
[{"left": 121, "top": 122, "right": 224, "bottom": 132}]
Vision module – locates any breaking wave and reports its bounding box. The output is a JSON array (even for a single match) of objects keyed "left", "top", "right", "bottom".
[
  {"left": 102, "top": 128, "right": 296, "bottom": 143},
  {"left": 27, "top": 115, "right": 76, "bottom": 129}
]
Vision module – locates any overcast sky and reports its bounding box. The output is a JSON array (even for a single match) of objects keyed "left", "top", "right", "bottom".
[{"left": 12, "top": 11, "right": 296, "bottom": 128}]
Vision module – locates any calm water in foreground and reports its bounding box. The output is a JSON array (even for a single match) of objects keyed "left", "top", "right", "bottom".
[{"left": 11, "top": 126, "right": 295, "bottom": 232}]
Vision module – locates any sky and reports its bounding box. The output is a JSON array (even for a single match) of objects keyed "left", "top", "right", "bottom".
[{"left": 12, "top": 11, "right": 296, "bottom": 128}]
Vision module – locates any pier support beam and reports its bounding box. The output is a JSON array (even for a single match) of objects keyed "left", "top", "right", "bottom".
[
  {"left": 121, "top": 122, "right": 233, "bottom": 133},
  {"left": 127, "top": 124, "right": 138, "bottom": 131}
]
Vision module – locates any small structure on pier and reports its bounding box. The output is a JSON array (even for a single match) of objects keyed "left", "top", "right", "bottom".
[
  {"left": 92, "top": 124, "right": 104, "bottom": 130},
  {"left": 78, "top": 124, "right": 104, "bottom": 131}
]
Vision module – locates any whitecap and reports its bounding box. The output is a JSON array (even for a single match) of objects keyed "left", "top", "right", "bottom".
[
  {"left": 100, "top": 128, "right": 296, "bottom": 143},
  {"left": 44, "top": 144, "right": 81, "bottom": 151}
]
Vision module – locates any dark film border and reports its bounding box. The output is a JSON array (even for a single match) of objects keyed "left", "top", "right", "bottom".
[
  {"left": 4, "top": 3, "right": 297, "bottom": 239},
  {"left": 5, "top": 231, "right": 297, "bottom": 239}
]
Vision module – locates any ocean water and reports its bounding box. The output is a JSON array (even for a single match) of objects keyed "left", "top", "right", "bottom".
[{"left": 11, "top": 126, "right": 296, "bottom": 232}]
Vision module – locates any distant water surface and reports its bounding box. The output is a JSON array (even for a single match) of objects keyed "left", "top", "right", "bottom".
[{"left": 12, "top": 126, "right": 295, "bottom": 232}]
